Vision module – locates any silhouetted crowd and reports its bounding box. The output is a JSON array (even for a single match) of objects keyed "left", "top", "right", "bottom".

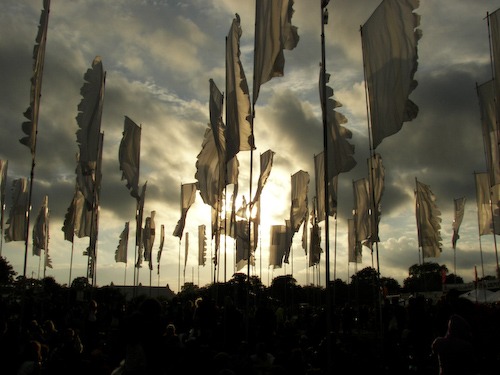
[{"left": 1, "top": 288, "right": 500, "bottom": 374}]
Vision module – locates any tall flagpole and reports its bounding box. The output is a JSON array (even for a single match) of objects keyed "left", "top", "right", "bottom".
[
  {"left": 0, "top": 160, "right": 5, "bottom": 256},
  {"left": 320, "top": 2, "right": 333, "bottom": 373},
  {"left": 474, "top": 172, "right": 487, "bottom": 282},
  {"left": 22, "top": 2, "right": 51, "bottom": 278},
  {"left": 361, "top": 19, "right": 384, "bottom": 350},
  {"left": 480, "top": 13, "right": 500, "bottom": 277}
]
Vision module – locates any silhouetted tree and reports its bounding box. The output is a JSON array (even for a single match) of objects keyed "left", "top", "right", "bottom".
[
  {"left": 0, "top": 256, "right": 16, "bottom": 284},
  {"left": 269, "top": 274, "right": 298, "bottom": 309},
  {"left": 350, "top": 267, "right": 379, "bottom": 304},
  {"left": 71, "top": 276, "right": 90, "bottom": 289},
  {"left": 403, "top": 262, "right": 448, "bottom": 292},
  {"left": 380, "top": 276, "right": 401, "bottom": 295}
]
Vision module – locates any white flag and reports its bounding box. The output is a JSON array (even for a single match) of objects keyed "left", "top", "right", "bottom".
[
  {"left": 415, "top": 179, "right": 442, "bottom": 258},
  {"left": 253, "top": 0, "right": 299, "bottom": 104},
  {"left": 362, "top": 0, "right": 421, "bottom": 148}
]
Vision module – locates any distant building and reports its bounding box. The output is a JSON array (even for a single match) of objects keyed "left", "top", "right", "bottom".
[{"left": 111, "top": 283, "right": 176, "bottom": 301}]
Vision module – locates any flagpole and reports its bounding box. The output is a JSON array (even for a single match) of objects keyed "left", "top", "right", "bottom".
[
  {"left": 474, "top": 172, "right": 487, "bottom": 281},
  {"left": 488, "top": 187, "right": 500, "bottom": 277},
  {"left": 44, "top": 204, "right": 49, "bottom": 279},
  {"left": 361, "top": 20, "right": 384, "bottom": 352},
  {"left": 69, "top": 240, "right": 74, "bottom": 286},
  {"left": 320, "top": 4, "right": 333, "bottom": 371},
  {"left": 487, "top": 13, "right": 500, "bottom": 279},
  {"left": 415, "top": 177, "right": 423, "bottom": 265},
  {"left": 37, "top": 255, "right": 41, "bottom": 280},
  {"left": 20, "top": 2, "right": 50, "bottom": 279},
  {"left": 0, "top": 202, "right": 4, "bottom": 257},
  {"left": 178, "top": 239, "right": 181, "bottom": 293}
]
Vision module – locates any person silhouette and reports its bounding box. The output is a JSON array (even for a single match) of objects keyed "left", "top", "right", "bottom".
[{"left": 431, "top": 314, "right": 477, "bottom": 375}]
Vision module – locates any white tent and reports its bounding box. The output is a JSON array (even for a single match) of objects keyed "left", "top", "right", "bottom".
[
  {"left": 459, "top": 288, "right": 495, "bottom": 303},
  {"left": 486, "top": 290, "right": 500, "bottom": 303}
]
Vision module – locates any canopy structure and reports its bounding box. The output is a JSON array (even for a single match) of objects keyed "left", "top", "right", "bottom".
[{"left": 459, "top": 288, "right": 496, "bottom": 303}]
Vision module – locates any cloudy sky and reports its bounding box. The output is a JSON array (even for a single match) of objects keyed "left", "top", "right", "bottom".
[{"left": 1, "top": 0, "right": 500, "bottom": 292}]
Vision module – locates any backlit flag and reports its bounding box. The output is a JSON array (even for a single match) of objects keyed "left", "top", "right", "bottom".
[
  {"left": 198, "top": 224, "right": 207, "bottom": 267},
  {"left": 353, "top": 178, "right": 370, "bottom": 246},
  {"left": 309, "top": 209, "right": 322, "bottom": 267},
  {"left": 115, "top": 222, "right": 129, "bottom": 264},
  {"left": 76, "top": 56, "right": 105, "bottom": 176},
  {"left": 321, "top": 71, "right": 357, "bottom": 178},
  {"left": 314, "top": 152, "right": 338, "bottom": 222},
  {"left": 474, "top": 172, "right": 500, "bottom": 235},
  {"left": 32, "top": 195, "right": 49, "bottom": 257},
  {"left": 361, "top": 0, "right": 421, "bottom": 149},
  {"left": 253, "top": 0, "right": 299, "bottom": 104},
  {"left": 135, "top": 182, "right": 147, "bottom": 247},
  {"left": 269, "top": 224, "right": 287, "bottom": 269},
  {"left": 477, "top": 80, "right": 500, "bottom": 186},
  {"left": 143, "top": 211, "right": 156, "bottom": 266},
  {"left": 173, "top": 183, "right": 197, "bottom": 240},
  {"left": 0, "top": 160, "right": 8, "bottom": 245},
  {"left": 452, "top": 197, "right": 466, "bottom": 249},
  {"left": 20, "top": 0, "right": 50, "bottom": 155},
  {"left": 195, "top": 126, "right": 224, "bottom": 209},
  {"left": 4, "top": 178, "right": 28, "bottom": 242},
  {"left": 290, "top": 170, "right": 309, "bottom": 233},
  {"left": 184, "top": 232, "right": 189, "bottom": 277},
  {"left": 488, "top": 9, "right": 500, "bottom": 112},
  {"left": 235, "top": 220, "right": 253, "bottom": 271},
  {"left": 195, "top": 79, "right": 226, "bottom": 209},
  {"left": 119, "top": 116, "right": 141, "bottom": 199},
  {"left": 226, "top": 14, "right": 252, "bottom": 161},
  {"left": 368, "top": 153, "right": 384, "bottom": 243},
  {"left": 251, "top": 150, "right": 275, "bottom": 206},
  {"left": 157, "top": 224, "right": 165, "bottom": 275},
  {"left": 348, "top": 218, "right": 362, "bottom": 263},
  {"left": 415, "top": 179, "right": 442, "bottom": 258}
]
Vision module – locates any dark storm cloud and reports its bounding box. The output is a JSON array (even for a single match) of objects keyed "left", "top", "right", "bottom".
[{"left": 375, "top": 63, "right": 490, "bottom": 216}]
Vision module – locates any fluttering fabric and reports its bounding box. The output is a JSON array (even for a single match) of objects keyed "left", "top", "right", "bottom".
[
  {"left": 320, "top": 71, "right": 357, "bottom": 178},
  {"left": 4, "top": 178, "right": 29, "bottom": 242},
  {"left": 198, "top": 224, "right": 207, "bottom": 267},
  {"left": 184, "top": 232, "right": 189, "bottom": 276},
  {"left": 367, "top": 153, "right": 384, "bottom": 243},
  {"left": 251, "top": 150, "right": 275, "bottom": 205},
  {"left": 475, "top": 172, "right": 500, "bottom": 235},
  {"left": 32, "top": 195, "right": 49, "bottom": 257},
  {"left": 173, "top": 183, "right": 197, "bottom": 240},
  {"left": 134, "top": 181, "right": 146, "bottom": 243},
  {"left": 290, "top": 170, "right": 309, "bottom": 233},
  {"left": 235, "top": 219, "right": 254, "bottom": 271},
  {"left": 76, "top": 57, "right": 105, "bottom": 166},
  {"left": 353, "top": 178, "right": 371, "bottom": 247},
  {"left": 415, "top": 179, "right": 442, "bottom": 258},
  {"left": 361, "top": 0, "right": 421, "bottom": 149},
  {"left": 119, "top": 116, "right": 141, "bottom": 199},
  {"left": 157, "top": 224, "right": 165, "bottom": 274},
  {"left": 253, "top": 0, "right": 299, "bottom": 104},
  {"left": 0, "top": 160, "right": 8, "bottom": 235},
  {"left": 269, "top": 224, "right": 287, "bottom": 269},
  {"left": 314, "top": 152, "right": 337, "bottom": 222},
  {"left": 489, "top": 9, "right": 500, "bottom": 116},
  {"left": 115, "top": 222, "right": 129, "bottom": 264},
  {"left": 20, "top": 0, "right": 50, "bottom": 155},
  {"left": 143, "top": 211, "right": 156, "bottom": 270},
  {"left": 348, "top": 218, "right": 362, "bottom": 263},
  {"left": 452, "top": 197, "right": 466, "bottom": 250},
  {"left": 226, "top": 14, "right": 252, "bottom": 161},
  {"left": 196, "top": 126, "right": 224, "bottom": 209},
  {"left": 308, "top": 210, "right": 322, "bottom": 267},
  {"left": 477, "top": 80, "right": 500, "bottom": 186}
]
